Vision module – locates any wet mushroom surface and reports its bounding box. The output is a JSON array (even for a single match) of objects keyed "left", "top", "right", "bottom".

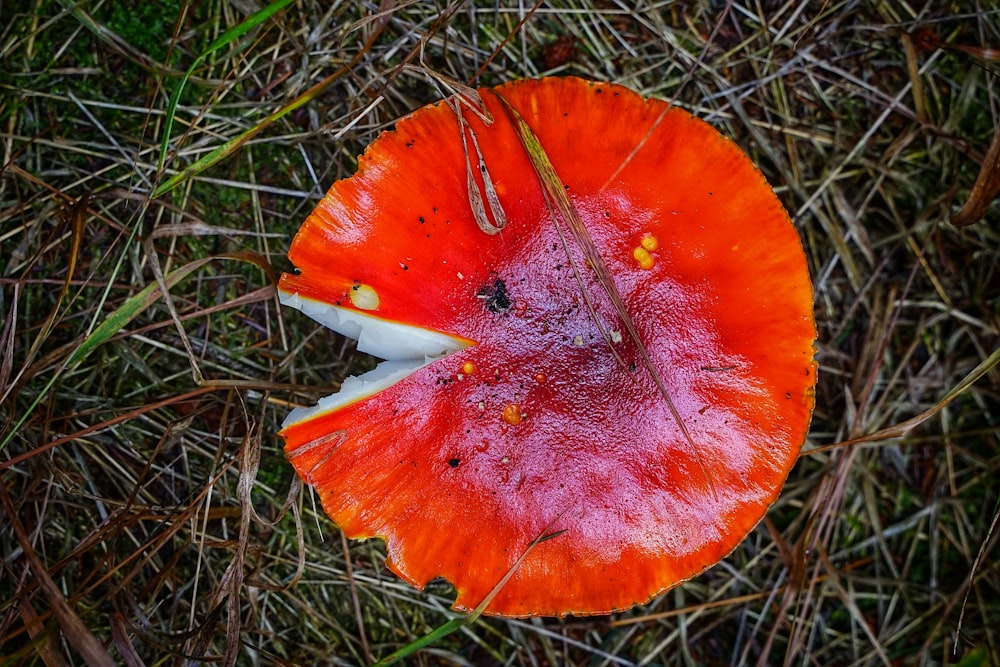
[{"left": 279, "top": 76, "right": 817, "bottom": 617}]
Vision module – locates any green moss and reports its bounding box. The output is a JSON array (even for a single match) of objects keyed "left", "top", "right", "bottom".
[{"left": 104, "top": 0, "right": 184, "bottom": 64}]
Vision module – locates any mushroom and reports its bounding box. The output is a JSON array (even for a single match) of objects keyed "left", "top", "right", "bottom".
[{"left": 279, "top": 77, "right": 817, "bottom": 617}]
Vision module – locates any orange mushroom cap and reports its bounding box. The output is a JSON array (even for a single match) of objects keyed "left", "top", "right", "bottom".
[{"left": 279, "top": 77, "right": 817, "bottom": 617}]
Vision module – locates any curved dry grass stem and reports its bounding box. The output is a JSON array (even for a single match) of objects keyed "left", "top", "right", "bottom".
[{"left": 494, "top": 90, "right": 719, "bottom": 500}]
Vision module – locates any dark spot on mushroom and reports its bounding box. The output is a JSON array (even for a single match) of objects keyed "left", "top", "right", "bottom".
[
  {"left": 477, "top": 276, "right": 512, "bottom": 314},
  {"left": 448, "top": 458, "right": 461, "bottom": 468},
  {"left": 785, "top": 392, "right": 792, "bottom": 399},
  {"left": 419, "top": 216, "right": 426, "bottom": 223}
]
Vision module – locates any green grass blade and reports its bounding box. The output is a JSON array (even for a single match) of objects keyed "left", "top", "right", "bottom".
[
  {"left": 0, "top": 252, "right": 270, "bottom": 454},
  {"left": 371, "top": 528, "right": 567, "bottom": 665},
  {"left": 153, "top": 2, "right": 395, "bottom": 199},
  {"left": 65, "top": 258, "right": 214, "bottom": 367},
  {"left": 371, "top": 618, "right": 465, "bottom": 667},
  {"left": 155, "top": 0, "right": 295, "bottom": 176},
  {"left": 0, "top": 258, "right": 209, "bottom": 454},
  {"left": 153, "top": 76, "right": 321, "bottom": 198}
]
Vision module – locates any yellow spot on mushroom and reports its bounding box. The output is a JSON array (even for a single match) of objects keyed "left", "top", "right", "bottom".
[
  {"left": 633, "top": 246, "right": 655, "bottom": 270},
  {"left": 640, "top": 233, "right": 659, "bottom": 251},
  {"left": 502, "top": 403, "right": 523, "bottom": 426},
  {"left": 462, "top": 361, "right": 476, "bottom": 376},
  {"left": 534, "top": 372, "right": 547, "bottom": 384},
  {"left": 349, "top": 283, "right": 380, "bottom": 310}
]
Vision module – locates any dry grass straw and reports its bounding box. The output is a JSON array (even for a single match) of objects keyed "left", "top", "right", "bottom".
[{"left": 1, "top": 1, "right": 998, "bottom": 665}]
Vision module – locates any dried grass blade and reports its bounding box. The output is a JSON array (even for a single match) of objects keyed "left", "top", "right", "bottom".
[
  {"left": 950, "top": 123, "right": 1000, "bottom": 227},
  {"left": 340, "top": 531, "right": 372, "bottom": 664},
  {"left": 142, "top": 236, "right": 203, "bottom": 384},
  {"left": 21, "top": 193, "right": 89, "bottom": 370},
  {"left": 468, "top": 527, "right": 568, "bottom": 623},
  {"left": 451, "top": 99, "right": 506, "bottom": 234},
  {"left": 0, "top": 485, "right": 116, "bottom": 667},
  {"left": 0, "top": 252, "right": 273, "bottom": 454},
  {"left": 816, "top": 546, "right": 893, "bottom": 666},
  {"left": 0, "top": 257, "right": 209, "bottom": 453},
  {"left": 62, "top": 193, "right": 88, "bottom": 305},
  {"left": 420, "top": 65, "right": 493, "bottom": 124},
  {"left": 0, "top": 283, "right": 17, "bottom": 404},
  {"left": 493, "top": 91, "right": 717, "bottom": 498},
  {"left": 956, "top": 495, "right": 1000, "bottom": 643},
  {"left": 805, "top": 344, "right": 1000, "bottom": 454},
  {"left": 108, "top": 613, "right": 144, "bottom": 667},
  {"left": 18, "top": 596, "right": 69, "bottom": 667}
]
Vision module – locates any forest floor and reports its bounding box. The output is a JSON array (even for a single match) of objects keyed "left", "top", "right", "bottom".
[{"left": 1, "top": 2, "right": 999, "bottom": 665}]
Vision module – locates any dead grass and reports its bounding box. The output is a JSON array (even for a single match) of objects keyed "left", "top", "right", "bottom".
[{"left": 1, "top": 1, "right": 999, "bottom": 665}]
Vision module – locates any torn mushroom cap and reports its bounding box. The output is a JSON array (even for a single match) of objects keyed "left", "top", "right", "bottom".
[{"left": 279, "top": 76, "right": 817, "bottom": 617}]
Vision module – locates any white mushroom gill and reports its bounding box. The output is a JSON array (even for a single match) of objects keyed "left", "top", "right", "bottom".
[{"left": 279, "top": 289, "right": 471, "bottom": 427}]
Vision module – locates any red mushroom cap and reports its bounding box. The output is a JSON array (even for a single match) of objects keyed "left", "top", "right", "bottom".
[{"left": 279, "top": 77, "right": 817, "bottom": 617}]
